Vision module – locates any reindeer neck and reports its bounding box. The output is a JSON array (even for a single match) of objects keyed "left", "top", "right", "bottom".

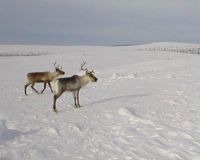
[
  {"left": 80, "top": 74, "right": 91, "bottom": 86},
  {"left": 49, "top": 70, "right": 59, "bottom": 79}
]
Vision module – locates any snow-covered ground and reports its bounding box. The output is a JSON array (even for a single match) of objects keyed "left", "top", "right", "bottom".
[{"left": 0, "top": 42, "right": 200, "bottom": 160}]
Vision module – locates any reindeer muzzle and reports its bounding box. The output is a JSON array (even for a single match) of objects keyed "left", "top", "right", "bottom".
[{"left": 94, "top": 77, "right": 98, "bottom": 82}]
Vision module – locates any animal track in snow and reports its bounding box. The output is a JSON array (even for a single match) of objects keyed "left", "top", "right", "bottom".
[{"left": 110, "top": 73, "right": 138, "bottom": 80}]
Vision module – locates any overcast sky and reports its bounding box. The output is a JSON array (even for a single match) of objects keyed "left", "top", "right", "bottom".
[{"left": 0, "top": 0, "right": 200, "bottom": 45}]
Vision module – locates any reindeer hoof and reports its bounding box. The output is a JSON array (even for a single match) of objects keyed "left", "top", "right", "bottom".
[{"left": 53, "top": 108, "right": 58, "bottom": 113}]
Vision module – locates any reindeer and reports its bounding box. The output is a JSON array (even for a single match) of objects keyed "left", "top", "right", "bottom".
[
  {"left": 52, "top": 62, "right": 98, "bottom": 112},
  {"left": 24, "top": 63, "right": 65, "bottom": 95}
]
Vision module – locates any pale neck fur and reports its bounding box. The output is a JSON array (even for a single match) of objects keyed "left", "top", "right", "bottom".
[
  {"left": 80, "top": 74, "right": 91, "bottom": 87},
  {"left": 48, "top": 71, "right": 59, "bottom": 80}
]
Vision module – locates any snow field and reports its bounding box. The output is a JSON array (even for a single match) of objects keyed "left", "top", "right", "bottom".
[{"left": 0, "top": 43, "right": 200, "bottom": 160}]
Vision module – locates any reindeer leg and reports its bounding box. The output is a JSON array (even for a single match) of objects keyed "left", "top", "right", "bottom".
[
  {"left": 24, "top": 82, "right": 31, "bottom": 95},
  {"left": 77, "top": 89, "right": 81, "bottom": 107},
  {"left": 41, "top": 82, "right": 47, "bottom": 94},
  {"left": 53, "top": 91, "right": 64, "bottom": 113},
  {"left": 53, "top": 95, "right": 58, "bottom": 113},
  {"left": 73, "top": 91, "right": 78, "bottom": 108},
  {"left": 31, "top": 83, "right": 39, "bottom": 94},
  {"left": 48, "top": 82, "right": 53, "bottom": 93}
]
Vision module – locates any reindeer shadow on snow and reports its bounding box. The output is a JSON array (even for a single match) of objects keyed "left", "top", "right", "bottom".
[
  {"left": 85, "top": 94, "right": 150, "bottom": 107},
  {"left": 0, "top": 119, "right": 39, "bottom": 144}
]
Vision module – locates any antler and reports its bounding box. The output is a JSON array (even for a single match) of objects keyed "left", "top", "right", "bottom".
[
  {"left": 80, "top": 61, "right": 88, "bottom": 72},
  {"left": 54, "top": 61, "right": 57, "bottom": 68},
  {"left": 58, "top": 64, "right": 62, "bottom": 69},
  {"left": 54, "top": 61, "right": 62, "bottom": 69},
  {"left": 80, "top": 61, "right": 95, "bottom": 74}
]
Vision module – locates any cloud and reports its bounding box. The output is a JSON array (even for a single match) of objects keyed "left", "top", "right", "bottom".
[{"left": 0, "top": 0, "right": 200, "bottom": 45}]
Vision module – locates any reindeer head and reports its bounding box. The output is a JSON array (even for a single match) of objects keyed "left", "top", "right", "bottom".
[
  {"left": 81, "top": 62, "right": 98, "bottom": 82},
  {"left": 54, "top": 62, "right": 65, "bottom": 75}
]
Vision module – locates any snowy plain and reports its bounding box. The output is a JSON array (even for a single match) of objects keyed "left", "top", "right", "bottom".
[{"left": 0, "top": 42, "right": 200, "bottom": 160}]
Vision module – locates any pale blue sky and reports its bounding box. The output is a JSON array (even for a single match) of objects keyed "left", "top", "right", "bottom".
[{"left": 0, "top": 0, "right": 199, "bottom": 45}]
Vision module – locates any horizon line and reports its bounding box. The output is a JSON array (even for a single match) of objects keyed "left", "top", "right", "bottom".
[{"left": 0, "top": 41, "right": 200, "bottom": 47}]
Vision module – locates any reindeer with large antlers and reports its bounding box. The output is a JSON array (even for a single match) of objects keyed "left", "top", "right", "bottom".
[
  {"left": 52, "top": 62, "right": 98, "bottom": 112},
  {"left": 24, "top": 62, "right": 65, "bottom": 95}
]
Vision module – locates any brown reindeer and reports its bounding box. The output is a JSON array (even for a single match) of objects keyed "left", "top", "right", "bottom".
[
  {"left": 52, "top": 62, "right": 97, "bottom": 112},
  {"left": 24, "top": 63, "right": 65, "bottom": 95}
]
